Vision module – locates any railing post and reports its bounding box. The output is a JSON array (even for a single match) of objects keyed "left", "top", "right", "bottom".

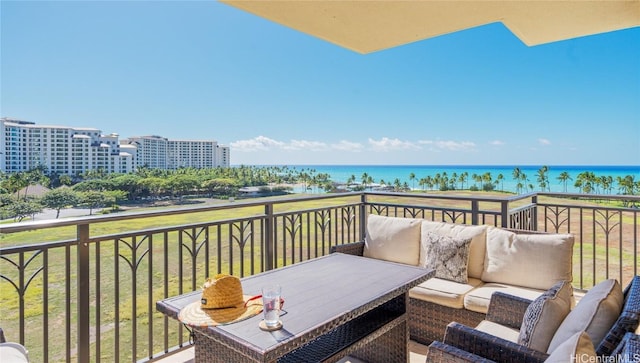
[
  {"left": 471, "top": 200, "right": 479, "bottom": 225},
  {"left": 77, "top": 224, "right": 90, "bottom": 363},
  {"left": 265, "top": 203, "right": 274, "bottom": 271},
  {"left": 531, "top": 195, "right": 538, "bottom": 231},
  {"left": 500, "top": 200, "right": 509, "bottom": 228},
  {"left": 359, "top": 193, "right": 368, "bottom": 241}
]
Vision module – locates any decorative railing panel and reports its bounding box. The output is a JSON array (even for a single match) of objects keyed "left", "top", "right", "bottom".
[
  {"left": 1, "top": 191, "right": 638, "bottom": 362},
  {"left": 536, "top": 193, "right": 639, "bottom": 290}
]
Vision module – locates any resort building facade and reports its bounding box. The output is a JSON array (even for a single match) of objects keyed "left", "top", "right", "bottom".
[
  {"left": 123, "top": 135, "right": 230, "bottom": 170},
  {"left": 0, "top": 118, "right": 230, "bottom": 175}
]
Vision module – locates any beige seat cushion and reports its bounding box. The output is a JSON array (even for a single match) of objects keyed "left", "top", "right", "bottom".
[
  {"left": 464, "top": 283, "right": 546, "bottom": 314},
  {"left": 518, "top": 280, "right": 573, "bottom": 352},
  {"left": 363, "top": 214, "right": 422, "bottom": 265},
  {"left": 475, "top": 320, "right": 520, "bottom": 343},
  {"left": 482, "top": 227, "right": 574, "bottom": 290},
  {"left": 0, "top": 343, "right": 29, "bottom": 363},
  {"left": 420, "top": 221, "right": 488, "bottom": 279},
  {"left": 409, "top": 277, "right": 484, "bottom": 309},
  {"left": 547, "top": 279, "right": 623, "bottom": 353},
  {"left": 545, "top": 331, "right": 596, "bottom": 363}
]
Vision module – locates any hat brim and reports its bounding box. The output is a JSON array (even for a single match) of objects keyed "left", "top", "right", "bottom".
[{"left": 178, "top": 295, "right": 263, "bottom": 327}]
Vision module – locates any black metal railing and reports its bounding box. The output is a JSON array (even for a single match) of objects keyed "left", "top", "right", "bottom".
[{"left": 0, "top": 191, "right": 638, "bottom": 362}]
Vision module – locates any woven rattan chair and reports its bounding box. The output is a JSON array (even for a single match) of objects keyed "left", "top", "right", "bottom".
[{"left": 426, "top": 276, "right": 640, "bottom": 363}]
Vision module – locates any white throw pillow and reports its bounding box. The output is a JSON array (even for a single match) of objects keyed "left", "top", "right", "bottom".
[
  {"left": 421, "top": 232, "right": 472, "bottom": 283},
  {"left": 518, "top": 280, "right": 573, "bottom": 352},
  {"left": 547, "top": 279, "right": 623, "bottom": 353},
  {"left": 545, "top": 331, "right": 596, "bottom": 363},
  {"left": 481, "top": 227, "right": 574, "bottom": 290},
  {"left": 420, "top": 221, "right": 487, "bottom": 279},
  {"left": 363, "top": 214, "right": 422, "bottom": 265}
]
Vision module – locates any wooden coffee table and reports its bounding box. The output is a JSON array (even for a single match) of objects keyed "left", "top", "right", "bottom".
[{"left": 157, "top": 253, "right": 434, "bottom": 363}]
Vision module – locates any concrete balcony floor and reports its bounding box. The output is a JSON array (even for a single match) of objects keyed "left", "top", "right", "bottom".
[{"left": 156, "top": 340, "right": 429, "bottom": 363}]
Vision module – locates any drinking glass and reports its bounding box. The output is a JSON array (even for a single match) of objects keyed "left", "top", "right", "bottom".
[{"left": 261, "top": 285, "right": 282, "bottom": 327}]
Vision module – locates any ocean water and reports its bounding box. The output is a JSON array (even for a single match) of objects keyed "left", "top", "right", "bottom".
[{"left": 277, "top": 165, "right": 640, "bottom": 194}]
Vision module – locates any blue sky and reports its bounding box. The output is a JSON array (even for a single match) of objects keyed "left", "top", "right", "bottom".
[{"left": 2, "top": 1, "right": 639, "bottom": 166}]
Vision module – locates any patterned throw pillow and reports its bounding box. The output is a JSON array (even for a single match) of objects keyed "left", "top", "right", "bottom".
[
  {"left": 518, "top": 280, "right": 573, "bottom": 352},
  {"left": 421, "top": 231, "right": 472, "bottom": 283}
]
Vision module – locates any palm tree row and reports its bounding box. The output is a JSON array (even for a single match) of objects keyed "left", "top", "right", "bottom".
[
  {"left": 1, "top": 165, "right": 638, "bottom": 214},
  {"left": 345, "top": 166, "right": 638, "bottom": 197}
]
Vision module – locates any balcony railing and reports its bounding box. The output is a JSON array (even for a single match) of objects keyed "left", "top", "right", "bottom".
[{"left": 0, "top": 191, "right": 638, "bottom": 362}]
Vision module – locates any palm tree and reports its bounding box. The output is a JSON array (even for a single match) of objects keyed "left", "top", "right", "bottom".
[
  {"left": 557, "top": 171, "right": 573, "bottom": 193},
  {"left": 617, "top": 175, "right": 636, "bottom": 196},
  {"left": 536, "top": 166, "right": 549, "bottom": 192},
  {"left": 471, "top": 173, "right": 479, "bottom": 189},
  {"left": 393, "top": 178, "right": 401, "bottom": 191},
  {"left": 425, "top": 176, "right": 434, "bottom": 190},
  {"left": 409, "top": 172, "right": 416, "bottom": 190},
  {"left": 512, "top": 167, "right": 522, "bottom": 194},
  {"left": 347, "top": 174, "right": 356, "bottom": 186},
  {"left": 418, "top": 177, "right": 427, "bottom": 191},
  {"left": 361, "top": 172, "right": 369, "bottom": 189},
  {"left": 496, "top": 173, "right": 504, "bottom": 192},
  {"left": 482, "top": 172, "right": 493, "bottom": 190},
  {"left": 576, "top": 171, "right": 596, "bottom": 194},
  {"left": 601, "top": 175, "right": 613, "bottom": 194},
  {"left": 458, "top": 172, "right": 468, "bottom": 190},
  {"left": 520, "top": 172, "right": 529, "bottom": 193}
]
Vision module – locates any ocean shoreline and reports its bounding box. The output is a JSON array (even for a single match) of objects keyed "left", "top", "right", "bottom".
[{"left": 244, "top": 164, "right": 640, "bottom": 195}]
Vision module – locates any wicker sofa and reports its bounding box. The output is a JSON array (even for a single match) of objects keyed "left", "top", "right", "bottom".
[
  {"left": 330, "top": 214, "right": 575, "bottom": 345},
  {"left": 426, "top": 275, "right": 640, "bottom": 362}
]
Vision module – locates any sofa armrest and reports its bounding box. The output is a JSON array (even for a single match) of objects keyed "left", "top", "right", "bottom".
[
  {"left": 330, "top": 241, "right": 365, "bottom": 256},
  {"left": 426, "top": 341, "right": 496, "bottom": 362},
  {"left": 617, "top": 333, "right": 639, "bottom": 360},
  {"left": 443, "top": 322, "right": 549, "bottom": 363},
  {"left": 485, "top": 292, "right": 533, "bottom": 330}
]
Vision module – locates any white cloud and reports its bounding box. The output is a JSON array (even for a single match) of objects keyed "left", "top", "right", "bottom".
[
  {"left": 230, "top": 136, "right": 285, "bottom": 151},
  {"left": 287, "top": 139, "right": 328, "bottom": 151},
  {"left": 419, "top": 139, "right": 476, "bottom": 151},
  {"left": 331, "top": 140, "right": 364, "bottom": 152},
  {"left": 490, "top": 140, "right": 505, "bottom": 146},
  {"left": 538, "top": 138, "right": 551, "bottom": 145},
  {"left": 231, "top": 136, "right": 357, "bottom": 153},
  {"left": 436, "top": 140, "right": 476, "bottom": 151},
  {"left": 232, "top": 136, "right": 478, "bottom": 155},
  {"left": 368, "top": 137, "right": 421, "bottom": 151}
]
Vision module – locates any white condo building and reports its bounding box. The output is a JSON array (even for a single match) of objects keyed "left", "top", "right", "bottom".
[
  {"left": 123, "top": 135, "right": 230, "bottom": 170},
  {"left": 1, "top": 118, "right": 134, "bottom": 175},
  {"left": 1, "top": 118, "right": 230, "bottom": 175}
]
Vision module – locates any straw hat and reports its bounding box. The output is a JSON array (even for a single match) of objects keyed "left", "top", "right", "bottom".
[{"left": 178, "top": 274, "right": 263, "bottom": 327}]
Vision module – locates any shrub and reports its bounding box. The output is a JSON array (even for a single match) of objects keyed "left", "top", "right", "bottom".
[{"left": 482, "top": 183, "right": 495, "bottom": 191}]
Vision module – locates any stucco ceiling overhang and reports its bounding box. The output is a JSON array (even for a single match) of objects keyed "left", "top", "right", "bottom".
[{"left": 221, "top": 1, "right": 640, "bottom": 53}]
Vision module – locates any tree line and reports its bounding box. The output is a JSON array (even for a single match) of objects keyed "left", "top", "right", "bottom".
[
  {"left": 0, "top": 165, "right": 331, "bottom": 221},
  {"left": 347, "top": 165, "right": 639, "bottom": 197},
  {"left": 1, "top": 165, "right": 637, "bottom": 222}
]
